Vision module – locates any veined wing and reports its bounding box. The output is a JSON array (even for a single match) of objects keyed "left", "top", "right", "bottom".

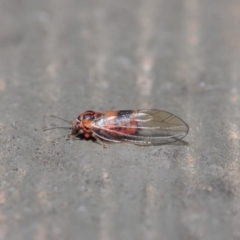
[{"left": 91, "top": 109, "right": 189, "bottom": 145}]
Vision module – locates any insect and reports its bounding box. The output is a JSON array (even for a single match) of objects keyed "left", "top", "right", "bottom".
[{"left": 45, "top": 109, "right": 189, "bottom": 147}]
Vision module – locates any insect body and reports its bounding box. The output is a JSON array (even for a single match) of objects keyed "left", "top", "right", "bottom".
[{"left": 70, "top": 109, "right": 189, "bottom": 146}]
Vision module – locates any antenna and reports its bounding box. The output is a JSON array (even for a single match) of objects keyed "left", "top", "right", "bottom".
[
  {"left": 50, "top": 115, "right": 71, "bottom": 124},
  {"left": 43, "top": 127, "right": 71, "bottom": 131}
]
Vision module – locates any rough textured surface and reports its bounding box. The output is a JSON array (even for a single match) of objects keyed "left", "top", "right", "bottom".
[{"left": 0, "top": 0, "right": 240, "bottom": 239}]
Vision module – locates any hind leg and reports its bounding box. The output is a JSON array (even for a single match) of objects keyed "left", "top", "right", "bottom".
[{"left": 92, "top": 133, "right": 107, "bottom": 148}]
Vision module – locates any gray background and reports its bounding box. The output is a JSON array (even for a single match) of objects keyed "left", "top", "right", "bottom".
[{"left": 0, "top": 0, "right": 240, "bottom": 239}]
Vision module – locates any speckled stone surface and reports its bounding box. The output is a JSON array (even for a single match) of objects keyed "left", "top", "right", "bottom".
[{"left": 0, "top": 0, "right": 239, "bottom": 239}]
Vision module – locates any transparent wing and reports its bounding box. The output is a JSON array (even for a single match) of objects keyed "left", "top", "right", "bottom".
[{"left": 91, "top": 109, "right": 189, "bottom": 145}]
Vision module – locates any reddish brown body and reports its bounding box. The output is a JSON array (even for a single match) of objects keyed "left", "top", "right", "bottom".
[{"left": 70, "top": 109, "right": 189, "bottom": 146}]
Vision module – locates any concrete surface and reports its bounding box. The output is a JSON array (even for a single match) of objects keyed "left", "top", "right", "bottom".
[{"left": 0, "top": 0, "right": 240, "bottom": 239}]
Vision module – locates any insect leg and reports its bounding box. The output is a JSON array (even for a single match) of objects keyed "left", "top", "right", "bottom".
[
  {"left": 92, "top": 133, "right": 107, "bottom": 148},
  {"left": 67, "top": 134, "right": 78, "bottom": 140}
]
